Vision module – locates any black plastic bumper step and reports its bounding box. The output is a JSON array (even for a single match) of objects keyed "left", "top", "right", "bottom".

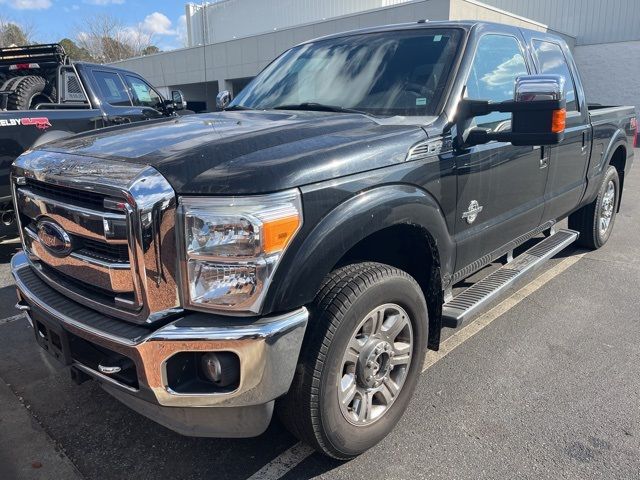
[{"left": 443, "top": 229, "right": 579, "bottom": 326}]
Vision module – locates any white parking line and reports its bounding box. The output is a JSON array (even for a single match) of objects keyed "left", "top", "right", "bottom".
[
  {"left": 248, "top": 252, "right": 586, "bottom": 480},
  {"left": 422, "top": 252, "right": 586, "bottom": 372},
  {"left": 0, "top": 313, "right": 25, "bottom": 326},
  {"left": 246, "top": 442, "right": 315, "bottom": 480}
]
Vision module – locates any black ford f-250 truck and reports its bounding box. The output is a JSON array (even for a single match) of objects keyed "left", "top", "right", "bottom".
[
  {"left": 0, "top": 43, "right": 188, "bottom": 235},
  {"left": 10, "top": 21, "right": 636, "bottom": 459}
]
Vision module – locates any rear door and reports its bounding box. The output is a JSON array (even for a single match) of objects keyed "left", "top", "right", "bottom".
[
  {"left": 524, "top": 34, "right": 592, "bottom": 222},
  {"left": 453, "top": 32, "right": 548, "bottom": 272}
]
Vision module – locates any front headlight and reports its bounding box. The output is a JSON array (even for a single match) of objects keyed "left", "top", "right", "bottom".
[{"left": 179, "top": 190, "right": 303, "bottom": 313}]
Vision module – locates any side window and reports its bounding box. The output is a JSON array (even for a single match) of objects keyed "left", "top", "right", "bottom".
[
  {"left": 93, "top": 71, "right": 131, "bottom": 107},
  {"left": 532, "top": 40, "right": 578, "bottom": 111},
  {"left": 466, "top": 34, "right": 528, "bottom": 130},
  {"left": 125, "top": 75, "right": 163, "bottom": 110}
]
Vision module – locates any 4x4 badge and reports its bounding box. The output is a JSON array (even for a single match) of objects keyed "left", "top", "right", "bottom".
[{"left": 462, "top": 200, "right": 483, "bottom": 224}]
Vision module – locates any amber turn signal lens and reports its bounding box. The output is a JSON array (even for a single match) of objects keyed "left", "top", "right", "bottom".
[
  {"left": 263, "top": 215, "right": 301, "bottom": 253},
  {"left": 551, "top": 108, "right": 566, "bottom": 133}
]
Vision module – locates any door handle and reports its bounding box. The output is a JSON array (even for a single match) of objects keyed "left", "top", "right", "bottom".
[{"left": 581, "top": 132, "right": 588, "bottom": 154}]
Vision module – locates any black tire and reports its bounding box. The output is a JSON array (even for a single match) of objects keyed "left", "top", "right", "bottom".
[
  {"left": 5, "top": 75, "right": 56, "bottom": 110},
  {"left": 1, "top": 76, "right": 22, "bottom": 93},
  {"left": 568, "top": 165, "right": 619, "bottom": 249},
  {"left": 277, "top": 262, "right": 428, "bottom": 459}
]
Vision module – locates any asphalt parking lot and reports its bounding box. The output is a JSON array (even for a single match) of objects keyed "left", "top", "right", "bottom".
[{"left": 1, "top": 152, "right": 639, "bottom": 480}]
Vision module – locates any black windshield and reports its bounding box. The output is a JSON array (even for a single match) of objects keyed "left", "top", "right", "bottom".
[{"left": 230, "top": 29, "right": 462, "bottom": 117}]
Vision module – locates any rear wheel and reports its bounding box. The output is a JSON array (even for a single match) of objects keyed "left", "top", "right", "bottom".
[
  {"left": 568, "top": 165, "right": 619, "bottom": 249},
  {"left": 277, "top": 262, "right": 428, "bottom": 459}
]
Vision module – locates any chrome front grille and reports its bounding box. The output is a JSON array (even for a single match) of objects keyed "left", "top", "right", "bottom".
[
  {"left": 23, "top": 178, "right": 108, "bottom": 210},
  {"left": 12, "top": 150, "right": 182, "bottom": 325}
]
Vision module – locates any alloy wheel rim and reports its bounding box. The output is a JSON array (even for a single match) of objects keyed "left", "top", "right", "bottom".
[
  {"left": 599, "top": 180, "right": 616, "bottom": 236},
  {"left": 338, "top": 303, "right": 413, "bottom": 426}
]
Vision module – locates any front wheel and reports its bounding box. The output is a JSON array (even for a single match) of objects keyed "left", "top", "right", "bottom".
[
  {"left": 277, "top": 262, "right": 428, "bottom": 459},
  {"left": 569, "top": 165, "right": 619, "bottom": 249}
]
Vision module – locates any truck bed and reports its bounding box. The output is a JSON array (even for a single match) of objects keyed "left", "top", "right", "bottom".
[
  {"left": 588, "top": 105, "right": 635, "bottom": 139},
  {"left": 588, "top": 104, "right": 636, "bottom": 118}
]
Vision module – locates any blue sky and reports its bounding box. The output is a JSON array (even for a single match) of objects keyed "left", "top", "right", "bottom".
[{"left": 0, "top": 0, "right": 187, "bottom": 50}]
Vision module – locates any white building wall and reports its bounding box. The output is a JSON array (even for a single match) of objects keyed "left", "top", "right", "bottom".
[
  {"left": 574, "top": 41, "right": 640, "bottom": 116},
  {"left": 450, "top": 0, "right": 575, "bottom": 47},
  {"left": 186, "top": 0, "right": 417, "bottom": 46},
  {"left": 480, "top": 0, "right": 640, "bottom": 45}
]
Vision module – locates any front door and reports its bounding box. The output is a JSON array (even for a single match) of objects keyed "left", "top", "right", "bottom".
[{"left": 453, "top": 33, "right": 548, "bottom": 273}]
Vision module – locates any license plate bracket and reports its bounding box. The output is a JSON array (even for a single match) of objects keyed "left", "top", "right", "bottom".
[{"left": 32, "top": 315, "right": 72, "bottom": 366}]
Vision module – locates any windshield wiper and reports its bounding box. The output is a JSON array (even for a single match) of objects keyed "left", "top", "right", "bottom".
[
  {"left": 224, "top": 104, "right": 253, "bottom": 111},
  {"left": 272, "top": 102, "right": 370, "bottom": 116}
]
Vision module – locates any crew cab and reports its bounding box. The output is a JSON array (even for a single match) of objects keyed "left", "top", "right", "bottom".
[
  {"left": 0, "top": 43, "right": 188, "bottom": 236},
  {"left": 10, "top": 21, "right": 635, "bottom": 459}
]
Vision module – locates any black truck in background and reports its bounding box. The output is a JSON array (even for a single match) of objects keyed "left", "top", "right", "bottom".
[
  {"left": 0, "top": 44, "right": 188, "bottom": 235},
  {"left": 10, "top": 22, "right": 637, "bottom": 459}
]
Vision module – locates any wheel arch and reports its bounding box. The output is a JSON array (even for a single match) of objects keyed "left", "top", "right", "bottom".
[
  {"left": 583, "top": 132, "right": 627, "bottom": 210},
  {"left": 265, "top": 185, "right": 455, "bottom": 350},
  {"left": 607, "top": 143, "right": 627, "bottom": 212}
]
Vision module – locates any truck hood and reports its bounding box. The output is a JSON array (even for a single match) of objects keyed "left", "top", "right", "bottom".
[{"left": 41, "top": 110, "right": 427, "bottom": 195}]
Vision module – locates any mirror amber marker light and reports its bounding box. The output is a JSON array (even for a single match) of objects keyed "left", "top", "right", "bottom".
[{"left": 551, "top": 108, "right": 567, "bottom": 133}]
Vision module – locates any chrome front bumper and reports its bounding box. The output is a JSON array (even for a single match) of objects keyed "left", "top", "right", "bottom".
[{"left": 12, "top": 252, "right": 308, "bottom": 436}]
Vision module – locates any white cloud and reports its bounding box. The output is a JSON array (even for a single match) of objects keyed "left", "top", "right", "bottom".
[
  {"left": 83, "top": 0, "right": 125, "bottom": 5},
  {"left": 140, "top": 12, "right": 175, "bottom": 36},
  {"left": 0, "top": 0, "right": 52, "bottom": 9},
  {"left": 120, "top": 25, "right": 152, "bottom": 46}
]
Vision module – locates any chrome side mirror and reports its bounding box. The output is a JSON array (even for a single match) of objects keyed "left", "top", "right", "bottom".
[
  {"left": 511, "top": 74, "right": 566, "bottom": 144},
  {"left": 216, "top": 90, "right": 231, "bottom": 110},
  {"left": 455, "top": 74, "right": 567, "bottom": 149},
  {"left": 514, "top": 74, "right": 564, "bottom": 103},
  {"left": 171, "top": 90, "right": 186, "bottom": 111}
]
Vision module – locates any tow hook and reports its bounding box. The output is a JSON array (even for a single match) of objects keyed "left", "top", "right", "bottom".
[
  {"left": 15, "top": 301, "right": 30, "bottom": 312},
  {"left": 98, "top": 358, "right": 134, "bottom": 375}
]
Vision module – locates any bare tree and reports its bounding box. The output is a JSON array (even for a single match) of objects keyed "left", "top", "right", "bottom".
[
  {"left": 0, "top": 15, "right": 37, "bottom": 48},
  {"left": 75, "top": 14, "right": 154, "bottom": 63}
]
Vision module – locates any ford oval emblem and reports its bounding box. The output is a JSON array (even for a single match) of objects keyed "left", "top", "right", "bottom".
[{"left": 36, "top": 219, "right": 72, "bottom": 257}]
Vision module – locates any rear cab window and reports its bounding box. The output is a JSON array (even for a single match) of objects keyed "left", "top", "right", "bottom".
[
  {"left": 93, "top": 71, "right": 131, "bottom": 107},
  {"left": 532, "top": 40, "right": 578, "bottom": 112}
]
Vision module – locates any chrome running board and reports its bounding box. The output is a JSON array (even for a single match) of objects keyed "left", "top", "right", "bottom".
[{"left": 442, "top": 229, "right": 579, "bottom": 327}]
